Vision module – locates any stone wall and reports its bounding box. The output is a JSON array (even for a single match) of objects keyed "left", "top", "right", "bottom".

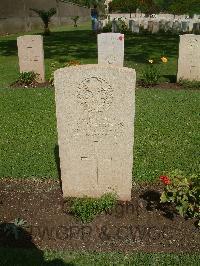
[{"left": 0, "top": 0, "right": 90, "bottom": 34}]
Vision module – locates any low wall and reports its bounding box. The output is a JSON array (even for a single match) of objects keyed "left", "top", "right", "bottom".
[{"left": 0, "top": 0, "right": 90, "bottom": 34}]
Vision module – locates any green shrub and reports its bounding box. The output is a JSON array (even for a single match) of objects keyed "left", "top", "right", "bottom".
[
  {"left": 71, "top": 16, "right": 80, "bottom": 27},
  {"left": 15, "top": 71, "right": 38, "bottom": 86},
  {"left": 0, "top": 218, "right": 27, "bottom": 240},
  {"left": 140, "top": 56, "right": 168, "bottom": 87},
  {"left": 102, "top": 21, "right": 112, "bottom": 32},
  {"left": 160, "top": 170, "right": 200, "bottom": 226},
  {"left": 141, "top": 63, "right": 161, "bottom": 86},
  {"left": 69, "top": 193, "right": 117, "bottom": 223},
  {"left": 178, "top": 79, "right": 200, "bottom": 90},
  {"left": 116, "top": 18, "right": 130, "bottom": 34}
]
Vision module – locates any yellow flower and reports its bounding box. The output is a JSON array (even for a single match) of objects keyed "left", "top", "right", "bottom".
[
  {"left": 161, "top": 57, "right": 168, "bottom": 63},
  {"left": 148, "top": 59, "right": 154, "bottom": 64}
]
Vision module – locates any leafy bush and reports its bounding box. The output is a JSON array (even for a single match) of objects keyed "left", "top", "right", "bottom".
[
  {"left": 103, "top": 18, "right": 130, "bottom": 34},
  {"left": 160, "top": 170, "right": 200, "bottom": 226},
  {"left": 116, "top": 18, "right": 130, "bottom": 34},
  {"left": 102, "top": 21, "right": 112, "bottom": 32},
  {"left": 178, "top": 79, "right": 200, "bottom": 90},
  {"left": 71, "top": 16, "right": 80, "bottom": 27},
  {"left": 0, "top": 218, "right": 27, "bottom": 240},
  {"left": 15, "top": 71, "right": 38, "bottom": 86},
  {"left": 141, "top": 63, "right": 161, "bottom": 86},
  {"left": 69, "top": 193, "right": 117, "bottom": 223},
  {"left": 141, "top": 56, "right": 168, "bottom": 87}
]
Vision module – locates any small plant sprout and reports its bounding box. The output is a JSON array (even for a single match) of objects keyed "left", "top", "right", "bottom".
[
  {"left": 141, "top": 56, "right": 168, "bottom": 87},
  {"left": 2, "top": 218, "right": 27, "bottom": 240},
  {"left": 71, "top": 16, "right": 80, "bottom": 27},
  {"left": 15, "top": 71, "right": 38, "bottom": 86},
  {"left": 69, "top": 192, "right": 118, "bottom": 223}
]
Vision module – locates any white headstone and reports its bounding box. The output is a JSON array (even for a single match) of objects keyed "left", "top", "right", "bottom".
[
  {"left": 54, "top": 65, "right": 136, "bottom": 201},
  {"left": 98, "top": 33, "right": 124, "bottom": 67},
  {"left": 17, "top": 35, "right": 45, "bottom": 83},
  {"left": 152, "top": 21, "right": 159, "bottom": 33},
  {"left": 177, "top": 34, "right": 200, "bottom": 81},
  {"left": 129, "top": 20, "right": 140, "bottom": 33}
]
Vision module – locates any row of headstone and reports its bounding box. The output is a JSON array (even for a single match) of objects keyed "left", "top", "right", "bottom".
[
  {"left": 16, "top": 33, "right": 125, "bottom": 84},
  {"left": 104, "top": 18, "right": 200, "bottom": 34},
  {"left": 108, "top": 13, "right": 200, "bottom": 21},
  {"left": 16, "top": 33, "right": 131, "bottom": 200},
  {"left": 17, "top": 33, "right": 200, "bottom": 85}
]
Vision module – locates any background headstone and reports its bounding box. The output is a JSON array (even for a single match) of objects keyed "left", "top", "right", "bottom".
[
  {"left": 193, "top": 23, "right": 200, "bottom": 34},
  {"left": 172, "top": 21, "right": 181, "bottom": 34},
  {"left": 98, "top": 33, "right": 124, "bottom": 67},
  {"left": 181, "top": 21, "right": 189, "bottom": 32},
  {"left": 177, "top": 34, "right": 200, "bottom": 81},
  {"left": 17, "top": 35, "right": 45, "bottom": 83},
  {"left": 159, "top": 20, "right": 166, "bottom": 32},
  {"left": 143, "top": 20, "right": 148, "bottom": 30},
  {"left": 152, "top": 21, "right": 159, "bottom": 33},
  {"left": 54, "top": 65, "right": 136, "bottom": 201},
  {"left": 129, "top": 20, "right": 140, "bottom": 33},
  {"left": 148, "top": 21, "right": 153, "bottom": 32},
  {"left": 112, "top": 20, "right": 118, "bottom": 33},
  {"left": 164, "top": 21, "right": 172, "bottom": 32}
]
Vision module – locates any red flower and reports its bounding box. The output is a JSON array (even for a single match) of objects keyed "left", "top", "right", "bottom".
[
  {"left": 160, "top": 176, "right": 171, "bottom": 185},
  {"left": 118, "top": 35, "right": 124, "bottom": 41}
]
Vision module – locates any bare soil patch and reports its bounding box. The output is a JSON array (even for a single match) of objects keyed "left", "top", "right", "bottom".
[{"left": 0, "top": 179, "right": 199, "bottom": 252}]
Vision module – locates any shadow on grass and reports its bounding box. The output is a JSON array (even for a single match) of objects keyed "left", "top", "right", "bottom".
[
  {"left": 0, "top": 30, "right": 178, "bottom": 65},
  {"left": 0, "top": 223, "right": 72, "bottom": 265},
  {"left": 125, "top": 33, "right": 179, "bottom": 64},
  {"left": 0, "top": 30, "right": 97, "bottom": 60}
]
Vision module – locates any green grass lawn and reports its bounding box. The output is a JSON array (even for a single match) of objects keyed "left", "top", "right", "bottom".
[
  {"left": 0, "top": 23, "right": 199, "bottom": 181},
  {"left": 0, "top": 87, "right": 199, "bottom": 181},
  {"left": 0, "top": 24, "right": 199, "bottom": 263},
  {"left": 0, "top": 248, "right": 200, "bottom": 266}
]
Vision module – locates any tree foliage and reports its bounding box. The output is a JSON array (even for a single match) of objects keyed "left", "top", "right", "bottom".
[
  {"left": 168, "top": 0, "right": 200, "bottom": 16},
  {"left": 109, "top": 0, "right": 200, "bottom": 16},
  {"left": 109, "top": 0, "right": 138, "bottom": 16}
]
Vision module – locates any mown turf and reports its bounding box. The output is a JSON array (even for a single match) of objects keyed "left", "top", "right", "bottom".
[
  {"left": 0, "top": 87, "right": 199, "bottom": 181},
  {"left": 0, "top": 248, "right": 200, "bottom": 266}
]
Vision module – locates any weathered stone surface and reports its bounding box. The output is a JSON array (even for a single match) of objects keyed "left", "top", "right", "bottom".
[
  {"left": 98, "top": 33, "right": 124, "bottom": 67},
  {"left": 172, "top": 21, "right": 181, "bottom": 33},
  {"left": 181, "top": 21, "right": 189, "bottom": 32},
  {"left": 129, "top": 20, "right": 140, "bottom": 33},
  {"left": 112, "top": 20, "right": 118, "bottom": 33},
  {"left": 177, "top": 34, "right": 200, "bottom": 81},
  {"left": 152, "top": 21, "right": 159, "bottom": 33},
  {"left": 148, "top": 21, "right": 153, "bottom": 32},
  {"left": 17, "top": 35, "right": 45, "bottom": 83},
  {"left": 54, "top": 65, "right": 136, "bottom": 201}
]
